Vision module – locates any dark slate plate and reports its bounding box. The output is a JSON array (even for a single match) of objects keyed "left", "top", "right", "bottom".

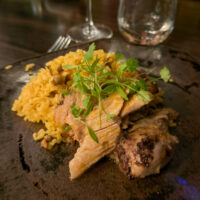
[{"left": 0, "top": 39, "right": 200, "bottom": 200}]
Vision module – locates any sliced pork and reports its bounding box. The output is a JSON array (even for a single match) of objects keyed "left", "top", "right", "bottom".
[
  {"left": 120, "top": 93, "right": 153, "bottom": 117},
  {"left": 69, "top": 123, "right": 121, "bottom": 179},
  {"left": 55, "top": 92, "right": 124, "bottom": 179}
]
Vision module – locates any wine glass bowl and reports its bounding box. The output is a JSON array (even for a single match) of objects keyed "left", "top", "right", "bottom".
[
  {"left": 67, "top": 0, "right": 113, "bottom": 43},
  {"left": 118, "top": 0, "right": 177, "bottom": 46}
]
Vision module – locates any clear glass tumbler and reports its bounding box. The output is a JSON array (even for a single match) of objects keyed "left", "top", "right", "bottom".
[{"left": 118, "top": 0, "right": 178, "bottom": 46}]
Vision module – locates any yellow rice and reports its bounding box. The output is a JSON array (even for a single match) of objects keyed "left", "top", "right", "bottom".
[
  {"left": 5, "top": 65, "right": 13, "bottom": 70},
  {"left": 12, "top": 49, "right": 118, "bottom": 149},
  {"left": 25, "top": 63, "right": 35, "bottom": 72}
]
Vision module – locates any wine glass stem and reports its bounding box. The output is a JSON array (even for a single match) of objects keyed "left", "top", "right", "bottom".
[{"left": 87, "top": 0, "right": 94, "bottom": 29}]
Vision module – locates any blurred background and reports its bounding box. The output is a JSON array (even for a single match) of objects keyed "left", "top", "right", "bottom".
[{"left": 0, "top": 0, "right": 200, "bottom": 66}]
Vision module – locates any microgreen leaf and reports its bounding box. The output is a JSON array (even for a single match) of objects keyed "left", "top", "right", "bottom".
[
  {"left": 77, "top": 83, "right": 88, "bottom": 94},
  {"left": 87, "top": 126, "right": 99, "bottom": 143},
  {"left": 62, "top": 125, "right": 71, "bottom": 132},
  {"left": 62, "top": 65, "right": 78, "bottom": 70},
  {"left": 117, "top": 58, "right": 138, "bottom": 78},
  {"left": 137, "top": 90, "right": 151, "bottom": 103},
  {"left": 115, "top": 53, "right": 124, "bottom": 61},
  {"left": 84, "top": 43, "right": 96, "bottom": 63},
  {"left": 98, "top": 72, "right": 115, "bottom": 80},
  {"left": 135, "top": 78, "right": 147, "bottom": 90},
  {"left": 160, "top": 66, "right": 170, "bottom": 83},
  {"left": 126, "top": 58, "right": 138, "bottom": 72},
  {"left": 73, "top": 71, "right": 81, "bottom": 82},
  {"left": 59, "top": 89, "right": 70, "bottom": 96},
  {"left": 83, "top": 101, "right": 93, "bottom": 117},
  {"left": 102, "top": 79, "right": 121, "bottom": 87},
  {"left": 117, "top": 63, "right": 127, "bottom": 77},
  {"left": 83, "top": 95, "right": 91, "bottom": 107},
  {"left": 81, "top": 64, "right": 90, "bottom": 72},
  {"left": 91, "top": 89, "right": 99, "bottom": 98},
  {"left": 90, "top": 58, "right": 100, "bottom": 73},
  {"left": 106, "top": 114, "right": 115, "bottom": 120},
  {"left": 116, "top": 87, "right": 128, "bottom": 100},
  {"left": 70, "top": 105, "right": 83, "bottom": 118},
  {"left": 123, "top": 81, "right": 137, "bottom": 94},
  {"left": 102, "top": 85, "right": 116, "bottom": 96}
]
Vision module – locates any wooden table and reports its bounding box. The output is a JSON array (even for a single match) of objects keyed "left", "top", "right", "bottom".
[
  {"left": 0, "top": 0, "right": 200, "bottom": 67},
  {"left": 1, "top": 1, "right": 200, "bottom": 199}
]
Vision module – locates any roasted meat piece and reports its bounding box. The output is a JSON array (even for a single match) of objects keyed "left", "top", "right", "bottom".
[
  {"left": 115, "top": 108, "right": 179, "bottom": 178},
  {"left": 55, "top": 92, "right": 124, "bottom": 179},
  {"left": 120, "top": 81, "right": 159, "bottom": 118},
  {"left": 120, "top": 93, "right": 153, "bottom": 117},
  {"left": 69, "top": 93, "right": 124, "bottom": 179},
  {"left": 69, "top": 123, "right": 121, "bottom": 179},
  {"left": 86, "top": 92, "right": 124, "bottom": 131}
]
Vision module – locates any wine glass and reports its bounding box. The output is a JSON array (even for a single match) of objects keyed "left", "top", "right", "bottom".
[
  {"left": 118, "top": 0, "right": 177, "bottom": 46},
  {"left": 67, "top": 0, "right": 113, "bottom": 43}
]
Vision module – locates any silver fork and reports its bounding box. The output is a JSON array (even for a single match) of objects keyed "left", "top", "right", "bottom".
[{"left": 47, "top": 35, "right": 72, "bottom": 53}]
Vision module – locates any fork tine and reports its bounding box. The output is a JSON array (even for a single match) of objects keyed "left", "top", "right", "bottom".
[
  {"left": 63, "top": 36, "right": 72, "bottom": 49},
  {"left": 53, "top": 36, "right": 65, "bottom": 52},
  {"left": 58, "top": 37, "right": 69, "bottom": 50},
  {"left": 48, "top": 36, "right": 63, "bottom": 53},
  {"left": 48, "top": 35, "right": 72, "bottom": 53}
]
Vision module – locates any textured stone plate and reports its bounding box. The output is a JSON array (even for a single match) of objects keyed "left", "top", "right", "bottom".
[{"left": 0, "top": 39, "right": 200, "bottom": 200}]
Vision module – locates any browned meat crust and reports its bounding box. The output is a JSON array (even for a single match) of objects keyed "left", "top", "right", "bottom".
[{"left": 115, "top": 108, "right": 179, "bottom": 179}]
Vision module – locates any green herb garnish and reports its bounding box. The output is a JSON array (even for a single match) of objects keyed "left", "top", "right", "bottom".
[
  {"left": 59, "top": 89, "right": 70, "bottom": 96},
  {"left": 115, "top": 53, "right": 124, "bottom": 61},
  {"left": 87, "top": 126, "right": 99, "bottom": 143},
  {"left": 62, "top": 125, "right": 71, "bottom": 132},
  {"left": 83, "top": 101, "right": 93, "bottom": 117},
  {"left": 84, "top": 43, "right": 96, "bottom": 62},
  {"left": 61, "top": 43, "right": 171, "bottom": 143},
  {"left": 160, "top": 66, "right": 171, "bottom": 83},
  {"left": 62, "top": 65, "right": 78, "bottom": 70},
  {"left": 138, "top": 90, "right": 151, "bottom": 103},
  {"left": 106, "top": 114, "right": 115, "bottom": 120},
  {"left": 70, "top": 105, "right": 84, "bottom": 118},
  {"left": 126, "top": 58, "right": 139, "bottom": 72},
  {"left": 135, "top": 78, "right": 148, "bottom": 90},
  {"left": 116, "top": 86, "right": 128, "bottom": 100}
]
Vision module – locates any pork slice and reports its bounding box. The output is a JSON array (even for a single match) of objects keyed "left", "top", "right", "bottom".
[
  {"left": 86, "top": 92, "right": 124, "bottom": 131},
  {"left": 69, "top": 123, "right": 121, "bottom": 179},
  {"left": 69, "top": 93, "right": 124, "bottom": 179},
  {"left": 120, "top": 92, "right": 153, "bottom": 117}
]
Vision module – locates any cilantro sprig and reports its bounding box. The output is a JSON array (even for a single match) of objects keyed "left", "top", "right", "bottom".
[
  {"left": 160, "top": 66, "right": 171, "bottom": 83},
  {"left": 62, "top": 124, "right": 71, "bottom": 132},
  {"left": 62, "top": 43, "right": 171, "bottom": 143}
]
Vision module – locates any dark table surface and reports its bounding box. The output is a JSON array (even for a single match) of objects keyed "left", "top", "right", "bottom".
[
  {"left": 0, "top": 0, "right": 200, "bottom": 67},
  {"left": 1, "top": 1, "right": 200, "bottom": 199}
]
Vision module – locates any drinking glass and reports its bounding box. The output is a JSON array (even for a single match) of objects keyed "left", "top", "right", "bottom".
[
  {"left": 118, "top": 0, "right": 178, "bottom": 46},
  {"left": 68, "top": 0, "right": 113, "bottom": 43}
]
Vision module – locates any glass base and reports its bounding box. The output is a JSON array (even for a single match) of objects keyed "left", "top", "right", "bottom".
[
  {"left": 67, "top": 23, "right": 113, "bottom": 43},
  {"left": 118, "top": 26, "right": 174, "bottom": 46}
]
